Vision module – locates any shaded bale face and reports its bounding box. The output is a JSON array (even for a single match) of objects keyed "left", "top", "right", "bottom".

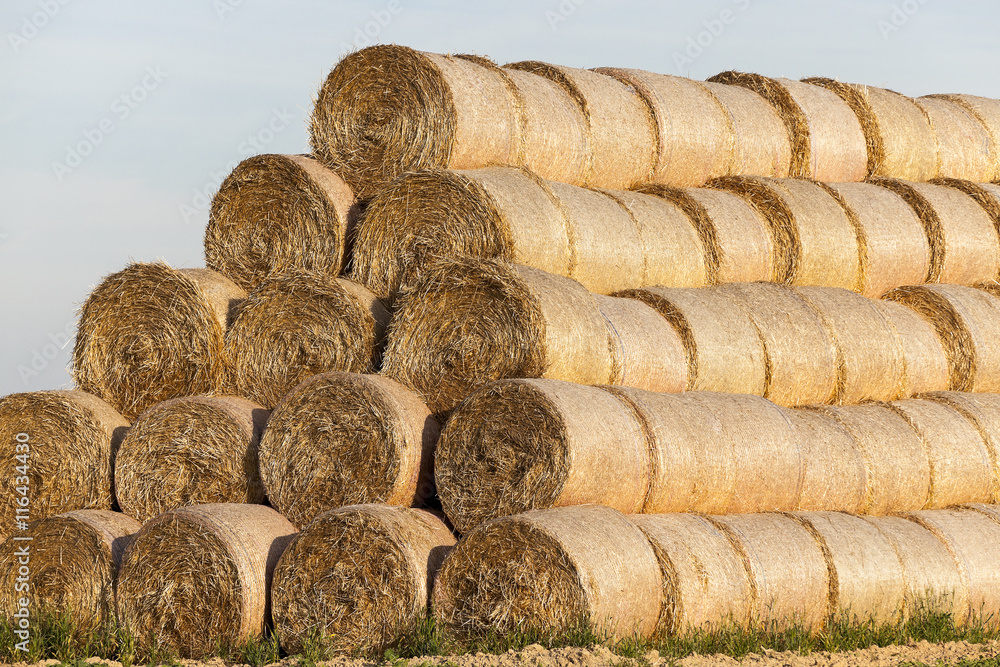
[
  {"left": 114, "top": 397, "right": 267, "bottom": 523},
  {"left": 225, "top": 270, "right": 389, "bottom": 409},
  {"left": 259, "top": 372, "right": 438, "bottom": 529},
  {"left": 0, "top": 391, "right": 124, "bottom": 536},
  {"left": 0, "top": 510, "right": 140, "bottom": 633},
  {"left": 73, "top": 263, "right": 244, "bottom": 419},
  {"left": 271, "top": 505, "right": 455, "bottom": 655},
  {"left": 205, "top": 154, "right": 357, "bottom": 293}
]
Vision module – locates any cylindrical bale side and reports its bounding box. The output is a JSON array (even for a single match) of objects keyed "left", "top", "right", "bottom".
[
  {"left": 594, "top": 296, "right": 688, "bottom": 394},
  {"left": 204, "top": 154, "right": 357, "bottom": 292},
  {"left": 309, "top": 46, "right": 520, "bottom": 199},
  {"left": 701, "top": 81, "right": 793, "bottom": 178},
  {"left": 597, "top": 189, "right": 709, "bottom": 288},
  {"left": 0, "top": 509, "right": 141, "bottom": 632},
  {"left": 708, "top": 72, "right": 868, "bottom": 181},
  {"left": 873, "top": 299, "right": 951, "bottom": 396},
  {"left": 885, "top": 284, "right": 1000, "bottom": 393},
  {"left": 937, "top": 94, "right": 1000, "bottom": 180},
  {"left": 795, "top": 286, "right": 907, "bottom": 403},
  {"left": 914, "top": 96, "right": 994, "bottom": 182},
  {"left": 225, "top": 271, "right": 389, "bottom": 408},
  {"left": 380, "top": 260, "right": 615, "bottom": 414},
  {"left": 709, "top": 513, "right": 830, "bottom": 631},
  {"left": 803, "top": 80, "right": 938, "bottom": 181},
  {"left": 271, "top": 505, "right": 456, "bottom": 654},
  {"left": 259, "top": 372, "right": 438, "bottom": 529},
  {"left": 782, "top": 409, "right": 866, "bottom": 513},
  {"left": 923, "top": 392, "right": 1000, "bottom": 503},
  {"left": 619, "top": 287, "right": 767, "bottom": 395},
  {"left": 715, "top": 282, "right": 838, "bottom": 407},
  {"left": 903, "top": 507, "right": 1000, "bottom": 628},
  {"left": 865, "top": 515, "right": 965, "bottom": 620},
  {"left": 595, "top": 68, "right": 731, "bottom": 186},
  {"left": 435, "top": 379, "right": 649, "bottom": 533},
  {"left": 117, "top": 503, "right": 298, "bottom": 656},
  {"left": 629, "top": 513, "right": 752, "bottom": 635},
  {"left": 506, "top": 61, "right": 658, "bottom": 189},
  {"left": 0, "top": 390, "right": 126, "bottom": 535},
  {"left": 115, "top": 396, "right": 268, "bottom": 523},
  {"left": 73, "top": 263, "right": 246, "bottom": 419},
  {"left": 823, "top": 182, "right": 931, "bottom": 298},
  {"left": 814, "top": 404, "right": 931, "bottom": 514},
  {"left": 790, "top": 511, "right": 906, "bottom": 625},
  {"left": 887, "top": 399, "right": 993, "bottom": 508},
  {"left": 433, "top": 505, "right": 662, "bottom": 639}
]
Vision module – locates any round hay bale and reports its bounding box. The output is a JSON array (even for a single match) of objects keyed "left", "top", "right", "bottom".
[
  {"left": 351, "top": 167, "right": 571, "bottom": 300},
  {"left": 822, "top": 182, "right": 931, "bottom": 298},
  {"left": 932, "top": 177, "right": 1000, "bottom": 243},
  {"left": 433, "top": 505, "right": 662, "bottom": 639},
  {"left": 870, "top": 179, "right": 1000, "bottom": 285},
  {"left": 73, "top": 262, "right": 245, "bottom": 419},
  {"left": 708, "top": 513, "right": 829, "bottom": 631},
  {"left": 204, "top": 154, "right": 357, "bottom": 293},
  {"left": 594, "top": 296, "right": 688, "bottom": 394},
  {"left": 629, "top": 513, "right": 752, "bottom": 635},
  {"left": 914, "top": 96, "right": 994, "bottom": 182},
  {"left": 903, "top": 507, "right": 1000, "bottom": 627},
  {"left": 259, "top": 372, "right": 438, "bottom": 529},
  {"left": 813, "top": 404, "right": 930, "bottom": 514},
  {"left": 0, "top": 390, "right": 126, "bottom": 535},
  {"left": 597, "top": 188, "right": 708, "bottom": 288},
  {"left": 117, "top": 503, "right": 297, "bottom": 656},
  {"left": 381, "top": 260, "right": 616, "bottom": 414},
  {"left": 499, "top": 66, "right": 589, "bottom": 185},
  {"left": 505, "top": 61, "right": 657, "bottom": 189},
  {"left": 790, "top": 511, "right": 905, "bottom": 625},
  {"left": 708, "top": 72, "right": 868, "bottom": 181},
  {"left": 795, "top": 286, "right": 907, "bottom": 403},
  {"left": 884, "top": 284, "right": 1000, "bottom": 393},
  {"left": 872, "top": 299, "right": 950, "bottom": 396},
  {"left": 701, "top": 81, "right": 792, "bottom": 177},
  {"left": 715, "top": 282, "right": 838, "bottom": 407},
  {"left": 782, "top": 409, "right": 866, "bottom": 513},
  {"left": 636, "top": 185, "right": 774, "bottom": 284},
  {"left": 864, "top": 515, "right": 964, "bottom": 619},
  {"left": 618, "top": 286, "right": 767, "bottom": 395},
  {"left": 936, "top": 95, "right": 1000, "bottom": 180},
  {"left": 803, "top": 80, "right": 938, "bottom": 181},
  {"left": 114, "top": 396, "right": 268, "bottom": 523},
  {"left": 435, "top": 379, "right": 649, "bottom": 533},
  {"left": 309, "top": 47, "right": 519, "bottom": 199},
  {"left": 887, "top": 399, "right": 992, "bottom": 508},
  {"left": 595, "top": 68, "right": 731, "bottom": 186},
  {"left": 271, "top": 505, "right": 455, "bottom": 654},
  {"left": 922, "top": 392, "right": 1000, "bottom": 503},
  {"left": 224, "top": 270, "right": 389, "bottom": 408},
  {"left": 0, "top": 509, "right": 140, "bottom": 632}
]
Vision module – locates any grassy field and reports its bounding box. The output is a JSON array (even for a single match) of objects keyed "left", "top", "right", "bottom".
[{"left": 1, "top": 602, "right": 997, "bottom": 667}]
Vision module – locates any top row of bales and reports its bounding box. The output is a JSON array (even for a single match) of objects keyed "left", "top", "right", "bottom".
[{"left": 311, "top": 46, "right": 1000, "bottom": 198}]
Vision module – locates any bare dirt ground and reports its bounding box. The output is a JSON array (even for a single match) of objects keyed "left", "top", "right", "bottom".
[{"left": 7, "top": 640, "right": 999, "bottom": 667}]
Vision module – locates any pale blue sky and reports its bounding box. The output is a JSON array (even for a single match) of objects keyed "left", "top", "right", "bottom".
[{"left": 2, "top": 0, "right": 999, "bottom": 397}]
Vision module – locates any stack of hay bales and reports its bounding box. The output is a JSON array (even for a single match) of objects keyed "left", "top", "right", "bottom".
[{"left": 9, "top": 45, "right": 1000, "bottom": 658}]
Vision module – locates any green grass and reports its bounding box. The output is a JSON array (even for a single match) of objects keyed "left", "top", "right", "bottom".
[{"left": 1, "top": 603, "right": 997, "bottom": 666}]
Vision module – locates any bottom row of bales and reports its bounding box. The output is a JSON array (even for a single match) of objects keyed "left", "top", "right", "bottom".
[{"left": 3, "top": 502, "right": 1000, "bottom": 657}]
